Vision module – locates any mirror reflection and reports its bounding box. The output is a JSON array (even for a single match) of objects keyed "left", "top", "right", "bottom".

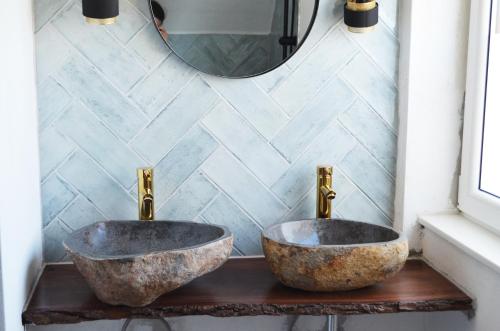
[{"left": 150, "top": 0, "right": 318, "bottom": 78}]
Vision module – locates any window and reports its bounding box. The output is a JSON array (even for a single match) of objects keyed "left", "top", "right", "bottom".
[
  {"left": 480, "top": 3, "right": 500, "bottom": 198},
  {"left": 459, "top": 0, "right": 500, "bottom": 232}
]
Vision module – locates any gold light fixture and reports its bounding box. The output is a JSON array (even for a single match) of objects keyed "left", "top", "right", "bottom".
[
  {"left": 82, "top": 0, "right": 119, "bottom": 25},
  {"left": 344, "top": 0, "right": 378, "bottom": 33}
]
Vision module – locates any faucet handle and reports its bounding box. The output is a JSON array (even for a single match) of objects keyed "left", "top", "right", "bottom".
[
  {"left": 317, "top": 165, "right": 333, "bottom": 177},
  {"left": 140, "top": 168, "right": 153, "bottom": 190}
]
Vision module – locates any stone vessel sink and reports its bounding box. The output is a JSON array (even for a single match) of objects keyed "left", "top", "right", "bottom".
[
  {"left": 64, "top": 221, "right": 233, "bottom": 307},
  {"left": 262, "top": 219, "right": 408, "bottom": 292}
]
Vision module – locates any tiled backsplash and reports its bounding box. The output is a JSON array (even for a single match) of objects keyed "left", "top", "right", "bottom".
[{"left": 36, "top": 0, "right": 399, "bottom": 261}]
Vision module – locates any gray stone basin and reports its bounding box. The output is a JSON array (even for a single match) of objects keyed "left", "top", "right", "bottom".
[
  {"left": 64, "top": 221, "right": 233, "bottom": 307},
  {"left": 262, "top": 219, "right": 408, "bottom": 292}
]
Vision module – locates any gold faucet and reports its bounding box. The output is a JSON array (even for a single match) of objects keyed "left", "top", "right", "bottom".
[
  {"left": 316, "top": 165, "right": 336, "bottom": 218},
  {"left": 137, "top": 168, "right": 154, "bottom": 221}
]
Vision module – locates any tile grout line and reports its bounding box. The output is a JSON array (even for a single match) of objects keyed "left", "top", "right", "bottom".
[
  {"left": 48, "top": 22, "right": 150, "bottom": 123},
  {"left": 336, "top": 119, "right": 396, "bottom": 181},
  {"left": 210, "top": 144, "right": 292, "bottom": 211},
  {"left": 267, "top": 43, "right": 361, "bottom": 144},
  {"left": 338, "top": 72, "right": 398, "bottom": 136},
  {"left": 199, "top": 171, "right": 265, "bottom": 232},
  {"left": 35, "top": 0, "right": 73, "bottom": 33},
  {"left": 73, "top": 99, "right": 151, "bottom": 167},
  {"left": 153, "top": 162, "right": 218, "bottom": 215},
  {"left": 199, "top": 115, "right": 290, "bottom": 182},
  {"left": 334, "top": 161, "right": 394, "bottom": 223},
  {"left": 127, "top": 69, "right": 200, "bottom": 146},
  {"left": 127, "top": 96, "right": 220, "bottom": 172},
  {"left": 270, "top": 95, "right": 358, "bottom": 166},
  {"left": 340, "top": 27, "right": 400, "bottom": 87},
  {"left": 125, "top": 52, "right": 172, "bottom": 113},
  {"left": 51, "top": 102, "right": 146, "bottom": 191},
  {"left": 40, "top": 147, "right": 77, "bottom": 186},
  {"left": 199, "top": 75, "right": 286, "bottom": 142},
  {"left": 191, "top": 191, "right": 222, "bottom": 222},
  {"left": 337, "top": 105, "right": 397, "bottom": 179},
  {"left": 106, "top": 0, "right": 150, "bottom": 46},
  {"left": 59, "top": 1, "right": 150, "bottom": 93},
  {"left": 283, "top": 20, "right": 345, "bottom": 72}
]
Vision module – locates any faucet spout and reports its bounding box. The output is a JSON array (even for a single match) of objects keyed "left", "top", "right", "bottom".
[
  {"left": 138, "top": 168, "right": 155, "bottom": 221},
  {"left": 316, "top": 166, "right": 336, "bottom": 219},
  {"left": 320, "top": 185, "right": 336, "bottom": 200},
  {"left": 141, "top": 193, "right": 154, "bottom": 220}
]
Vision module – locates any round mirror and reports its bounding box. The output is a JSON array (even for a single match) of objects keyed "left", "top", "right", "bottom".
[{"left": 150, "top": 0, "right": 318, "bottom": 78}]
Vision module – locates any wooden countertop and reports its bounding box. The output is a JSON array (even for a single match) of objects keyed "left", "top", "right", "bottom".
[{"left": 23, "top": 258, "right": 473, "bottom": 325}]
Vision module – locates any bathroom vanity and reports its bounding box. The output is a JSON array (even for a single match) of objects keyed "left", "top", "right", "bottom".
[
  {"left": 22, "top": 258, "right": 472, "bottom": 326},
  {"left": 22, "top": 168, "right": 472, "bottom": 327}
]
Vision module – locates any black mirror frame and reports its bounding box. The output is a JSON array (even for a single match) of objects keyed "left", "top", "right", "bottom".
[{"left": 148, "top": 0, "right": 320, "bottom": 79}]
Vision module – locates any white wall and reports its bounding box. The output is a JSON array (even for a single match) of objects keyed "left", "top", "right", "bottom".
[
  {"left": 422, "top": 229, "right": 499, "bottom": 331},
  {"left": 394, "top": 0, "right": 469, "bottom": 251},
  {"left": 338, "top": 311, "right": 470, "bottom": 331},
  {"left": 0, "top": 0, "right": 44, "bottom": 330},
  {"left": 390, "top": 0, "right": 500, "bottom": 330}
]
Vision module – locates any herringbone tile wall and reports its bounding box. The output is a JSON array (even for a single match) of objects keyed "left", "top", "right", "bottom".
[{"left": 35, "top": 0, "right": 399, "bottom": 261}]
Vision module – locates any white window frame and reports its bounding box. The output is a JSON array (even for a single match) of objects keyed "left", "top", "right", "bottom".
[{"left": 459, "top": 0, "right": 500, "bottom": 234}]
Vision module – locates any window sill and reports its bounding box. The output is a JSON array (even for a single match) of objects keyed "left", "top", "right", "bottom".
[{"left": 419, "top": 212, "right": 500, "bottom": 274}]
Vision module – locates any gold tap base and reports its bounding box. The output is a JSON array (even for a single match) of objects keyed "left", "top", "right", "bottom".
[
  {"left": 85, "top": 16, "right": 117, "bottom": 25},
  {"left": 346, "top": 0, "right": 377, "bottom": 11},
  {"left": 347, "top": 25, "right": 376, "bottom": 33}
]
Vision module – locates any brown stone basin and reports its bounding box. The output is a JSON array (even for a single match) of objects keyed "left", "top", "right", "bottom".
[
  {"left": 64, "top": 221, "right": 233, "bottom": 307},
  {"left": 262, "top": 219, "right": 408, "bottom": 292}
]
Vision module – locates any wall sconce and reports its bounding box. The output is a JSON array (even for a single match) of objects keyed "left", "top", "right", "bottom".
[
  {"left": 344, "top": 0, "right": 378, "bottom": 33},
  {"left": 82, "top": 0, "right": 119, "bottom": 25}
]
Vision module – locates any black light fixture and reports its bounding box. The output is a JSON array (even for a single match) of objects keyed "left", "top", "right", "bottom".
[
  {"left": 82, "top": 0, "right": 119, "bottom": 25},
  {"left": 344, "top": 0, "right": 378, "bottom": 33}
]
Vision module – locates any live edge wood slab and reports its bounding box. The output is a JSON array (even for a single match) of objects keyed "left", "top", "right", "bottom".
[{"left": 23, "top": 258, "right": 472, "bottom": 325}]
